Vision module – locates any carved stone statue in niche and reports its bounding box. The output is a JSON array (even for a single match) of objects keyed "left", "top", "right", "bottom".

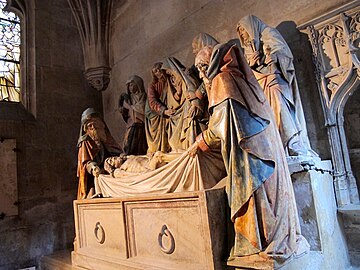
[
  {"left": 119, "top": 75, "right": 148, "bottom": 155},
  {"left": 190, "top": 42, "right": 309, "bottom": 266},
  {"left": 237, "top": 15, "right": 317, "bottom": 157},
  {"left": 77, "top": 108, "right": 122, "bottom": 199},
  {"left": 145, "top": 58, "right": 207, "bottom": 154}
]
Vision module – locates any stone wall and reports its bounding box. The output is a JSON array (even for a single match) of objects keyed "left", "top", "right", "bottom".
[
  {"left": 0, "top": 0, "right": 101, "bottom": 269},
  {"left": 345, "top": 89, "right": 360, "bottom": 195},
  {"left": 104, "top": 0, "right": 352, "bottom": 159}
]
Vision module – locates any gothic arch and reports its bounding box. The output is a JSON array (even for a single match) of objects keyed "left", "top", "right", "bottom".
[
  {"left": 4, "top": 0, "right": 36, "bottom": 116},
  {"left": 299, "top": 2, "right": 360, "bottom": 207}
]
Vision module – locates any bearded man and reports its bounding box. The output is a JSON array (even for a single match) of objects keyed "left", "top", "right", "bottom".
[{"left": 77, "top": 108, "right": 122, "bottom": 199}]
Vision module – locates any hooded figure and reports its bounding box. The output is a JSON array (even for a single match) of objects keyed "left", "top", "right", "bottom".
[
  {"left": 190, "top": 42, "right": 309, "bottom": 266},
  {"left": 119, "top": 75, "right": 148, "bottom": 155},
  {"left": 77, "top": 108, "right": 122, "bottom": 199},
  {"left": 237, "top": 15, "right": 316, "bottom": 157},
  {"left": 192, "top": 32, "right": 219, "bottom": 56},
  {"left": 145, "top": 58, "right": 205, "bottom": 153}
]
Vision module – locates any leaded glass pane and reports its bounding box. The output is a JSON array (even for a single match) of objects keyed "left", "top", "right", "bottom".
[{"left": 0, "top": 0, "right": 20, "bottom": 102}]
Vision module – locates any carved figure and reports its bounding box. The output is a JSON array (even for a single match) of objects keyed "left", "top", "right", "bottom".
[
  {"left": 190, "top": 43, "right": 309, "bottom": 264},
  {"left": 237, "top": 15, "right": 315, "bottom": 156},
  {"left": 145, "top": 59, "right": 205, "bottom": 153},
  {"left": 192, "top": 33, "right": 219, "bottom": 56},
  {"left": 187, "top": 33, "right": 220, "bottom": 107},
  {"left": 145, "top": 62, "right": 175, "bottom": 153},
  {"left": 119, "top": 75, "right": 147, "bottom": 155},
  {"left": 77, "top": 108, "right": 122, "bottom": 199}
]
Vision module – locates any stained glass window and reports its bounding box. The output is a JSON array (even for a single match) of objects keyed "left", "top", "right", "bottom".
[{"left": 0, "top": 0, "right": 20, "bottom": 102}]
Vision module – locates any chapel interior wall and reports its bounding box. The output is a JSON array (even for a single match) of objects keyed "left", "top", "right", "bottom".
[
  {"left": 104, "top": 0, "right": 353, "bottom": 159},
  {"left": 0, "top": 0, "right": 100, "bottom": 268}
]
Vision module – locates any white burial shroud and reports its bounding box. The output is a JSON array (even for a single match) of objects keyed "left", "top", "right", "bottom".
[{"left": 95, "top": 150, "right": 226, "bottom": 197}]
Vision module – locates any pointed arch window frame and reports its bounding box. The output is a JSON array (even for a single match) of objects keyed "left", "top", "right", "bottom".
[
  {"left": 0, "top": 0, "right": 21, "bottom": 102},
  {"left": 0, "top": 0, "right": 36, "bottom": 119}
]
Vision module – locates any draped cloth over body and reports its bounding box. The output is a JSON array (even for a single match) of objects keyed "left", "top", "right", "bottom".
[
  {"left": 237, "top": 15, "right": 314, "bottom": 153},
  {"left": 96, "top": 150, "right": 226, "bottom": 197},
  {"left": 195, "top": 43, "right": 309, "bottom": 265}
]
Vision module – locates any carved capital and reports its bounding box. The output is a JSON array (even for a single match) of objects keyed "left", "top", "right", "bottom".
[
  {"left": 68, "top": 0, "right": 112, "bottom": 91},
  {"left": 85, "top": 67, "right": 111, "bottom": 92}
]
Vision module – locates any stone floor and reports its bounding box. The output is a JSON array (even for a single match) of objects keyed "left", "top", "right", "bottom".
[
  {"left": 40, "top": 250, "right": 360, "bottom": 270},
  {"left": 40, "top": 251, "right": 75, "bottom": 270}
]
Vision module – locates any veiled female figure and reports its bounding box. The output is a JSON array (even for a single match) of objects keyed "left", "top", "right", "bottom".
[
  {"left": 119, "top": 75, "right": 148, "bottom": 155},
  {"left": 190, "top": 43, "right": 308, "bottom": 265},
  {"left": 237, "top": 15, "right": 315, "bottom": 156}
]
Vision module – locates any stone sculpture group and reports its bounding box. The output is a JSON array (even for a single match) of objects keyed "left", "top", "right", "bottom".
[{"left": 76, "top": 15, "right": 314, "bottom": 267}]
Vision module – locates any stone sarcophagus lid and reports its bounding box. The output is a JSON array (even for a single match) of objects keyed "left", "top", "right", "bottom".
[{"left": 72, "top": 188, "right": 227, "bottom": 270}]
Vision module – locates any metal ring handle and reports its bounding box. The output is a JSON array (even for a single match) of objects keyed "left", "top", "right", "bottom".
[
  {"left": 94, "top": 221, "right": 105, "bottom": 244},
  {"left": 158, "top": 224, "right": 175, "bottom": 254}
]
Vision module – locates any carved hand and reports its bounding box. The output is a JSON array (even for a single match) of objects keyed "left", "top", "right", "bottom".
[
  {"left": 164, "top": 109, "right": 176, "bottom": 117},
  {"left": 248, "top": 51, "right": 261, "bottom": 67},
  {"left": 92, "top": 166, "right": 101, "bottom": 177},
  {"left": 188, "top": 142, "right": 199, "bottom": 157},
  {"left": 264, "top": 53, "right": 277, "bottom": 65},
  {"left": 186, "top": 91, "right": 197, "bottom": 101}
]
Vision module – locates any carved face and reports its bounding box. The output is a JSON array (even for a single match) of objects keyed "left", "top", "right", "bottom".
[
  {"left": 237, "top": 26, "right": 251, "bottom": 45},
  {"left": 128, "top": 81, "right": 138, "bottom": 94},
  {"left": 152, "top": 67, "right": 165, "bottom": 80},
  {"left": 195, "top": 62, "right": 211, "bottom": 91},
  {"left": 84, "top": 117, "right": 107, "bottom": 145},
  {"left": 196, "top": 62, "right": 208, "bottom": 80}
]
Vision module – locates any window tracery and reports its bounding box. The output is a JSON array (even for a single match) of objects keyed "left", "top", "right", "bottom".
[{"left": 0, "top": 0, "right": 20, "bottom": 102}]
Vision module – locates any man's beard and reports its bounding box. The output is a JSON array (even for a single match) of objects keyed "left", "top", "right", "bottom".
[{"left": 88, "top": 128, "right": 107, "bottom": 146}]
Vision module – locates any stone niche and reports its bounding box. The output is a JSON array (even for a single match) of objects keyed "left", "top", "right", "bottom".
[
  {"left": 72, "top": 188, "right": 227, "bottom": 270},
  {"left": 0, "top": 139, "right": 18, "bottom": 218}
]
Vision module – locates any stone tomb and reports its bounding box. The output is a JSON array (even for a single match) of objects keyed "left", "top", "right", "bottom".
[
  {"left": 71, "top": 160, "right": 351, "bottom": 270},
  {"left": 72, "top": 188, "right": 227, "bottom": 270}
]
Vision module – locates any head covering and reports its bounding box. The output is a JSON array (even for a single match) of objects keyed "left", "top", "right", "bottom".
[
  {"left": 126, "top": 75, "right": 145, "bottom": 95},
  {"left": 236, "top": 15, "right": 294, "bottom": 82},
  {"left": 162, "top": 57, "right": 198, "bottom": 93},
  {"left": 192, "top": 33, "right": 219, "bottom": 55},
  {"left": 236, "top": 15, "right": 266, "bottom": 52},
  {"left": 77, "top": 108, "right": 122, "bottom": 154},
  {"left": 195, "top": 42, "right": 266, "bottom": 110},
  {"left": 78, "top": 108, "right": 101, "bottom": 146}
]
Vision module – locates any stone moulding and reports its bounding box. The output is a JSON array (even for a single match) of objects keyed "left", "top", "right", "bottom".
[
  {"left": 298, "top": 0, "right": 360, "bottom": 207},
  {"left": 68, "top": 0, "right": 112, "bottom": 91}
]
